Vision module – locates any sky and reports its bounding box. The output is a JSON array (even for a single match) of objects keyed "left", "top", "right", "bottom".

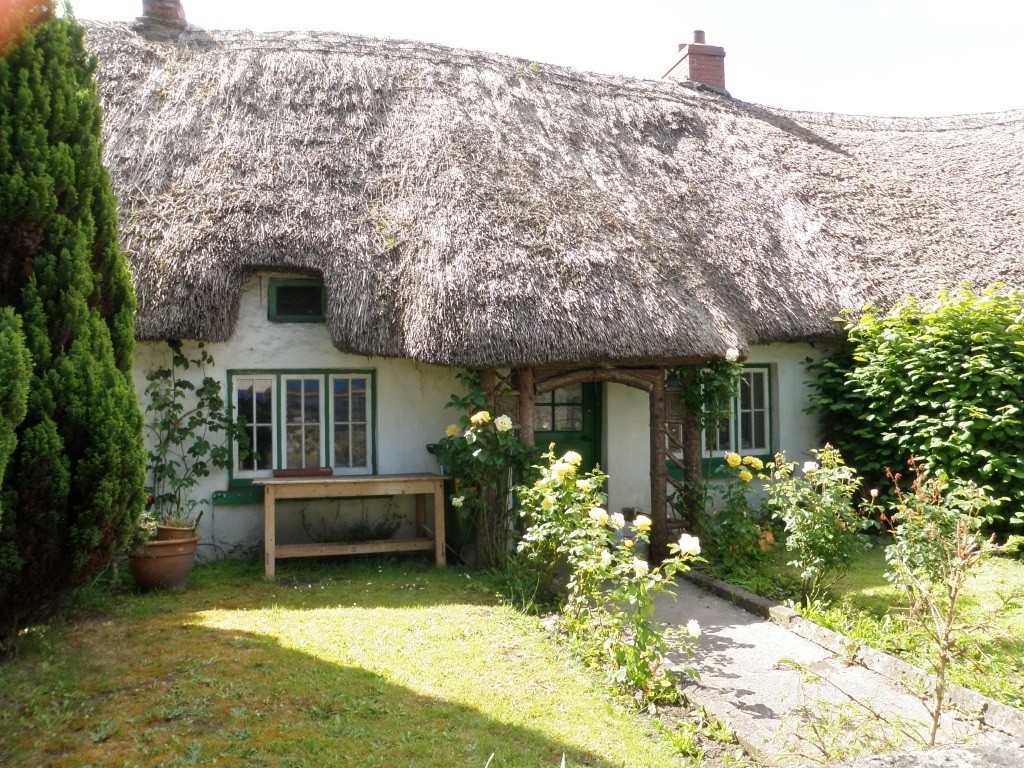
[{"left": 64, "top": 0, "right": 1022, "bottom": 117}]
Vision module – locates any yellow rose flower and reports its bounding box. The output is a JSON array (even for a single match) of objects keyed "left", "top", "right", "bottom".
[
  {"left": 445, "top": 423, "right": 460, "bottom": 437},
  {"left": 725, "top": 452, "right": 741, "bottom": 468},
  {"left": 540, "top": 495, "right": 554, "bottom": 511},
  {"left": 738, "top": 469, "right": 753, "bottom": 483},
  {"left": 588, "top": 507, "right": 609, "bottom": 525},
  {"left": 470, "top": 411, "right": 491, "bottom": 426},
  {"left": 633, "top": 514, "right": 652, "bottom": 532},
  {"left": 748, "top": 457, "right": 764, "bottom": 471},
  {"left": 562, "top": 451, "right": 583, "bottom": 467},
  {"left": 493, "top": 414, "right": 513, "bottom": 432},
  {"left": 550, "top": 461, "right": 575, "bottom": 478}
]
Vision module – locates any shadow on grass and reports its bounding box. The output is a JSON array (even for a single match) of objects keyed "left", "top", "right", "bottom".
[{"left": 3, "top": 557, "right": 659, "bottom": 768}]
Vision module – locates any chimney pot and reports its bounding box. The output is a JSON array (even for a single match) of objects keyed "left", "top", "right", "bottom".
[
  {"left": 140, "top": 0, "right": 186, "bottom": 26},
  {"left": 664, "top": 29, "right": 726, "bottom": 92}
]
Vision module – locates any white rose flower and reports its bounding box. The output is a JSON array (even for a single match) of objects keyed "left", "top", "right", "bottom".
[
  {"left": 632, "top": 557, "right": 649, "bottom": 577},
  {"left": 600, "top": 549, "right": 613, "bottom": 567},
  {"left": 609, "top": 512, "right": 625, "bottom": 530},
  {"left": 451, "top": 496, "right": 464, "bottom": 508},
  {"left": 494, "top": 414, "right": 513, "bottom": 432},
  {"left": 676, "top": 533, "right": 701, "bottom": 557},
  {"left": 686, "top": 619, "right": 701, "bottom": 638},
  {"left": 725, "top": 347, "right": 740, "bottom": 362},
  {"left": 802, "top": 461, "right": 819, "bottom": 475}
]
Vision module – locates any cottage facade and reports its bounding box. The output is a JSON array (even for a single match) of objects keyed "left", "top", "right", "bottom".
[{"left": 88, "top": 4, "right": 1023, "bottom": 561}]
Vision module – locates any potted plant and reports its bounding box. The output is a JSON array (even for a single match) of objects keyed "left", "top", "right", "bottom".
[
  {"left": 128, "top": 341, "right": 238, "bottom": 590},
  {"left": 127, "top": 502, "right": 201, "bottom": 591}
]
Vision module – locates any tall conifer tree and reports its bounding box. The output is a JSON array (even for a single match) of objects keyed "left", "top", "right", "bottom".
[{"left": 0, "top": 2, "right": 145, "bottom": 640}]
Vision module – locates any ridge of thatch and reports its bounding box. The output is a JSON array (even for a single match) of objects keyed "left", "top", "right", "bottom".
[{"left": 85, "top": 21, "right": 1024, "bottom": 367}]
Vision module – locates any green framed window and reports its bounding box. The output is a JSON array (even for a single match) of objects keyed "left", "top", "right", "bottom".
[
  {"left": 704, "top": 367, "right": 771, "bottom": 456},
  {"left": 229, "top": 369, "right": 375, "bottom": 482},
  {"left": 268, "top": 278, "right": 327, "bottom": 323},
  {"left": 667, "top": 365, "right": 773, "bottom": 467}
]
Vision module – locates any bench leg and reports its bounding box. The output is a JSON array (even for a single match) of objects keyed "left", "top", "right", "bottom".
[{"left": 264, "top": 490, "right": 276, "bottom": 580}]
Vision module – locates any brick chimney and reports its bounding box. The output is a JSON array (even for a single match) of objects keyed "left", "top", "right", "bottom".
[
  {"left": 138, "top": 0, "right": 187, "bottom": 28},
  {"left": 664, "top": 30, "right": 726, "bottom": 92}
]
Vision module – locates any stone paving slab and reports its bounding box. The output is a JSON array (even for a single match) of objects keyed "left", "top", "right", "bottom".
[{"left": 655, "top": 576, "right": 1024, "bottom": 766}]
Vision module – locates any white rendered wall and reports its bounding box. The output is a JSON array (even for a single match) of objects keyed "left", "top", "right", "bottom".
[
  {"left": 133, "top": 273, "right": 461, "bottom": 561},
  {"left": 603, "top": 383, "right": 652, "bottom": 517}
]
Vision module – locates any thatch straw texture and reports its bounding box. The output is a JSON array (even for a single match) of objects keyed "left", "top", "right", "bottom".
[{"left": 85, "top": 21, "right": 1024, "bottom": 367}]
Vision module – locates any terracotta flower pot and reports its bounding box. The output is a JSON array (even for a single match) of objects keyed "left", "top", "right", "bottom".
[
  {"left": 155, "top": 523, "right": 197, "bottom": 541},
  {"left": 129, "top": 535, "right": 200, "bottom": 590}
]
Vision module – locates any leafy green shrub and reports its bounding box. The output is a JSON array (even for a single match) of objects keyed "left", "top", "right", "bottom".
[
  {"left": 143, "top": 341, "right": 238, "bottom": 530},
  {"left": 432, "top": 373, "right": 535, "bottom": 569},
  {"left": 809, "top": 285, "right": 1024, "bottom": 527},
  {"left": 675, "top": 452, "right": 772, "bottom": 574},
  {"left": 765, "top": 446, "right": 870, "bottom": 604},
  {"left": 518, "top": 449, "right": 703, "bottom": 707}
]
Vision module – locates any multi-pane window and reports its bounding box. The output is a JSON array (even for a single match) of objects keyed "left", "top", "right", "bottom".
[
  {"left": 231, "top": 371, "right": 373, "bottom": 478},
  {"left": 235, "top": 376, "right": 275, "bottom": 472},
  {"left": 534, "top": 384, "right": 583, "bottom": 431},
  {"left": 704, "top": 368, "right": 770, "bottom": 455},
  {"left": 284, "top": 376, "right": 322, "bottom": 469},
  {"left": 736, "top": 369, "right": 769, "bottom": 453},
  {"left": 268, "top": 278, "right": 327, "bottom": 322},
  {"left": 331, "top": 375, "right": 370, "bottom": 470},
  {"left": 666, "top": 366, "right": 771, "bottom": 458}
]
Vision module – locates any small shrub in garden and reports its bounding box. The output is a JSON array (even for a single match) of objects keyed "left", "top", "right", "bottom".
[
  {"left": 882, "top": 460, "right": 996, "bottom": 746},
  {"left": 764, "top": 446, "right": 870, "bottom": 605},
  {"left": 433, "top": 373, "right": 535, "bottom": 569},
  {"left": 144, "top": 341, "right": 239, "bottom": 530},
  {"left": 518, "top": 449, "right": 703, "bottom": 708},
  {"left": 682, "top": 452, "right": 772, "bottom": 574}
]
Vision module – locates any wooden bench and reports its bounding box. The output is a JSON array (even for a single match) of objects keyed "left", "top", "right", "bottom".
[{"left": 253, "top": 473, "right": 446, "bottom": 579}]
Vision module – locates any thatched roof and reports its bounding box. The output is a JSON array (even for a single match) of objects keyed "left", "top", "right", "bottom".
[{"left": 84, "top": 20, "right": 1024, "bottom": 368}]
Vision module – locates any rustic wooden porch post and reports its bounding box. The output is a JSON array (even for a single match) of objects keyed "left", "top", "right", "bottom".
[
  {"left": 516, "top": 367, "right": 535, "bottom": 449},
  {"left": 476, "top": 368, "right": 498, "bottom": 566},
  {"left": 650, "top": 367, "right": 669, "bottom": 563},
  {"left": 678, "top": 366, "right": 704, "bottom": 534}
]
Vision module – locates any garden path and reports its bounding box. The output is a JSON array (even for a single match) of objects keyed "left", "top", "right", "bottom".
[{"left": 656, "top": 575, "right": 1024, "bottom": 766}]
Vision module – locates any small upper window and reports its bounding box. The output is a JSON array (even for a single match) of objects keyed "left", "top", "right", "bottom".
[{"left": 268, "top": 278, "right": 326, "bottom": 323}]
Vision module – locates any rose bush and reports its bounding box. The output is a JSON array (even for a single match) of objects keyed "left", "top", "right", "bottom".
[{"left": 518, "top": 448, "right": 704, "bottom": 707}]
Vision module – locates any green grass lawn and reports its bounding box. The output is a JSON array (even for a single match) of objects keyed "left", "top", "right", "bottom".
[
  {"left": 0, "top": 558, "right": 690, "bottom": 768},
  {"left": 746, "top": 536, "right": 1024, "bottom": 710}
]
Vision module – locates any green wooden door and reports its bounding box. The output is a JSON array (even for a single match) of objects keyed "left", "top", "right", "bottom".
[{"left": 534, "top": 383, "right": 602, "bottom": 472}]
